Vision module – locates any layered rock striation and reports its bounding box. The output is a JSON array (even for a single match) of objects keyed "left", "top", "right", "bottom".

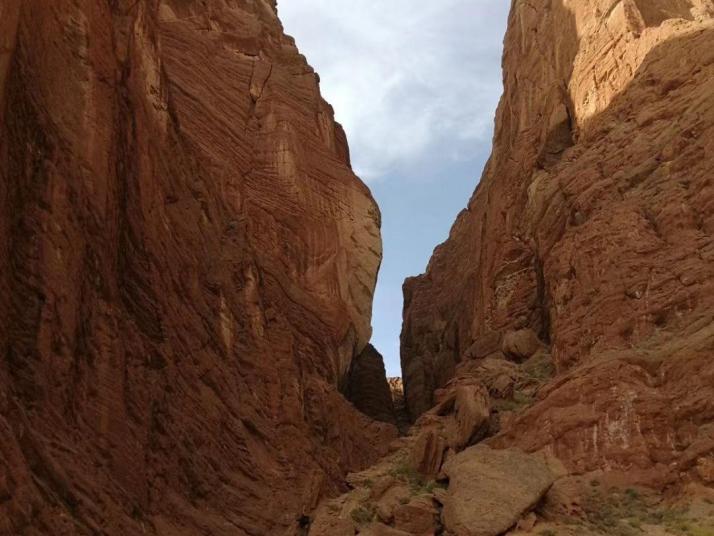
[
  {"left": 0, "top": 1, "right": 394, "bottom": 534},
  {"left": 402, "top": 0, "right": 714, "bottom": 486}
]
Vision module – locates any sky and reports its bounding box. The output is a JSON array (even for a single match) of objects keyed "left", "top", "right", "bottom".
[{"left": 279, "top": 1, "right": 511, "bottom": 376}]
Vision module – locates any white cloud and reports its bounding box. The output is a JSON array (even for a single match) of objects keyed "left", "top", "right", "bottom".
[{"left": 278, "top": 0, "right": 510, "bottom": 182}]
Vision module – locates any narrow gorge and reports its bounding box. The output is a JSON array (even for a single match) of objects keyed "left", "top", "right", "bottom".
[{"left": 1, "top": 1, "right": 713, "bottom": 536}]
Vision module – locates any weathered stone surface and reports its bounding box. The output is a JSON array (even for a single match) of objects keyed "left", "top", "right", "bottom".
[
  {"left": 393, "top": 496, "right": 438, "bottom": 535},
  {"left": 539, "top": 475, "right": 590, "bottom": 520},
  {"left": 0, "top": 1, "right": 393, "bottom": 534},
  {"left": 308, "top": 447, "right": 418, "bottom": 535},
  {"left": 308, "top": 515, "right": 355, "bottom": 536},
  {"left": 442, "top": 445, "right": 555, "bottom": 536},
  {"left": 490, "top": 339, "right": 714, "bottom": 485},
  {"left": 463, "top": 331, "right": 502, "bottom": 360},
  {"left": 346, "top": 344, "right": 397, "bottom": 424},
  {"left": 369, "top": 475, "right": 397, "bottom": 501},
  {"left": 401, "top": 0, "right": 714, "bottom": 482},
  {"left": 455, "top": 358, "right": 521, "bottom": 400},
  {"left": 516, "top": 512, "right": 538, "bottom": 532},
  {"left": 447, "top": 384, "right": 491, "bottom": 450},
  {"left": 374, "top": 482, "right": 411, "bottom": 524},
  {"left": 697, "top": 456, "right": 714, "bottom": 483},
  {"left": 502, "top": 329, "right": 542, "bottom": 362},
  {"left": 360, "top": 524, "right": 412, "bottom": 536},
  {"left": 410, "top": 428, "right": 448, "bottom": 478}
]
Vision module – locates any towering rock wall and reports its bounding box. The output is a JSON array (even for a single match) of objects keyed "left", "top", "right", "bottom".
[
  {"left": 402, "top": 0, "right": 714, "bottom": 485},
  {"left": 0, "top": 1, "right": 394, "bottom": 534}
]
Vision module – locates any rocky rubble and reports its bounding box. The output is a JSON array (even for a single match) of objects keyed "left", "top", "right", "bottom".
[
  {"left": 309, "top": 348, "right": 562, "bottom": 536},
  {"left": 309, "top": 347, "right": 714, "bottom": 535}
]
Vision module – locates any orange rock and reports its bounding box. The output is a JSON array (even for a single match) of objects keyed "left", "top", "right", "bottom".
[
  {"left": 308, "top": 515, "right": 355, "bottom": 536},
  {"left": 463, "top": 331, "right": 502, "bottom": 360},
  {"left": 501, "top": 329, "right": 543, "bottom": 362},
  {"left": 375, "top": 483, "right": 412, "bottom": 524},
  {"left": 447, "top": 384, "right": 491, "bottom": 450},
  {"left": 457, "top": 358, "right": 521, "bottom": 400},
  {"left": 442, "top": 445, "right": 555, "bottom": 536},
  {"left": 516, "top": 512, "right": 538, "bottom": 532},
  {"left": 401, "top": 0, "right": 714, "bottom": 486},
  {"left": 410, "top": 428, "right": 448, "bottom": 478},
  {"left": 0, "top": 1, "right": 391, "bottom": 534},
  {"left": 696, "top": 456, "right": 714, "bottom": 484},
  {"left": 393, "top": 496, "right": 439, "bottom": 535},
  {"left": 370, "top": 475, "right": 398, "bottom": 500}
]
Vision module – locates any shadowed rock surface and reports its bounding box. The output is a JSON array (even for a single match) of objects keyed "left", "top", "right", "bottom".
[
  {"left": 401, "top": 0, "right": 714, "bottom": 487},
  {"left": 0, "top": 1, "right": 395, "bottom": 534},
  {"left": 346, "top": 345, "right": 397, "bottom": 424}
]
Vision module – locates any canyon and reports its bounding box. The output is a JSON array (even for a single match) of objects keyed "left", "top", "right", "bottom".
[{"left": 1, "top": 0, "right": 714, "bottom": 535}]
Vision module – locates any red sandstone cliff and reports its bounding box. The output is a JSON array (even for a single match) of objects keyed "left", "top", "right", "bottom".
[
  {"left": 402, "top": 0, "right": 714, "bottom": 487},
  {"left": 0, "top": 1, "right": 395, "bottom": 534}
]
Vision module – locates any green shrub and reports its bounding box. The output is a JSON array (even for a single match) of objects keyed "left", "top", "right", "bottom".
[{"left": 350, "top": 505, "right": 375, "bottom": 525}]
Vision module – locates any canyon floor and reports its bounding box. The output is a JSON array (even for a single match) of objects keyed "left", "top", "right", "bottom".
[{"left": 310, "top": 344, "right": 714, "bottom": 536}]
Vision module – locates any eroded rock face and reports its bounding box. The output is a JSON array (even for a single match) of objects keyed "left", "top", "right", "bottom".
[
  {"left": 401, "top": 0, "right": 714, "bottom": 484},
  {"left": 0, "top": 1, "right": 392, "bottom": 534}
]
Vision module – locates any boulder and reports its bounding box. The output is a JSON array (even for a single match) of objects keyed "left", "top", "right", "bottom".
[
  {"left": 442, "top": 445, "right": 555, "bottom": 536},
  {"left": 469, "top": 358, "right": 521, "bottom": 399},
  {"left": 696, "top": 456, "right": 714, "bottom": 484},
  {"left": 375, "top": 483, "right": 411, "bottom": 524},
  {"left": 463, "top": 331, "right": 502, "bottom": 360},
  {"left": 447, "top": 384, "right": 491, "bottom": 450},
  {"left": 501, "top": 329, "right": 543, "bottom": 362},
  {"left": 393, "top": 496, "right": 439, "bottom": 534},
  {"left": 539, "top": 476, "right": 588, "bottom": 520},
  {"left": 410, "top": 429, "right": 448, "bottom": 478},
  {"left": 369, "top": 476, "right": 397, "bottom": 500}
]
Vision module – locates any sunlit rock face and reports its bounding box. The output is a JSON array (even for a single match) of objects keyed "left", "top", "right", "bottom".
[
  {"left": 0, "top": 1, "right": 394, "bottom": 534},
  {"left": 402, "top": 0, "right": 714, "bottom": 485}
]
